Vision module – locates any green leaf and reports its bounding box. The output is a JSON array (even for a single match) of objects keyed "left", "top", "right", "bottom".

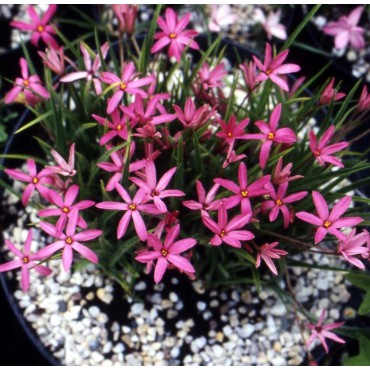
[
  {"left": 14, "top": 111, "right": 53, "bottom": 134},
  {"left": 343, "top": 335, "right": 370, "bottom": 366},
  {"left": 346, "top": 272, "right": 370, "bottom": 315}
]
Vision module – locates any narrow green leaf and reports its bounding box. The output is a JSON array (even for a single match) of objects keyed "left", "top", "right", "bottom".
[{"left": 15, "top": 111, "right": 53, "bottom": 134}]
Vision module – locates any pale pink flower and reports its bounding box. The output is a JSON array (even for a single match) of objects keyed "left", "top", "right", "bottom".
[
  {"left": 0, "top": 229, "right": 52, "bottom": 292},
  {"left": 261, "top": 182, "right": 308, "bottom": 228},
  {"left": 357, "top": 85, "right": 370, "bottom": 112},
  {"left": 35, "top": 208, "right": 102, "bottom": 271},
  {"left": 254, "top": 8, "right": 287, "bottom": 40},
  {"left": 5, "top": 58, "right": 50, "bottom": 106},
  {"left": 255, "top": 241, "right": 288, "bottom": 275},
  {"left": 135, "top": 224, "right": 196, "bottom": 284},
  {"left": 323, "top": 6, "right": 365, "bottom": 50},
  {"left": 100, "top": 62, "right": 154, "bottom": 114},
  {"left": 215, "top": 162, "right": 271, "bottom": 214},
  {"left": 253, "top": 43, "right": 300, "bottom": 92},
  {"left": 337, "top": 229, "right": 369, "bottom": 270},
  {"left": 96, "top": 183, "right": 160, "bottom": 241},
  {"left": 5, "top": 159, "right": 53, "bottom": 205},
  {"left": 244, "top": 103, "right": 297, "bottom": 169},
  {"left": 38, "top": 47, "right": 66, "bottom": 75},
  {"left": 320, "top": 78, "right": 346, "bottom": 105},
  {"left": 296, "top": 191, "right": 363, "bottom": 244},
  {"left": 306, "top": 309, "right": 345, "bottom": 353},
  {"left": 309, "top": 125, "right": 349, "bottom": 168},
  {"left": 60, "top": 42, "right": 109, "bottom": 95},
  {"left": 272, "top": 158, "right": 303, "bottom": 185},
  {"left": 151, "top": 7, "right": 199, "bottom": 62},
  {"left": 38, "top": 184, "right": 95, "bottom": 230},
  {"left": 202, "top": 203, "right": 254, "bottom": 248},
  {"left": 129, "top": 161, "right": 185, "bottom": 213},
  {"left": 112, "top": 4, "right": 138, "bottom": 36},
  {"left": 197, "top": 62, "right": 227, "bottom": 90},
  {"left": 208, "top": 4, "right": 237, "bottom": 32},
  {"left": 46, "top": 143, "right": 76, "bottom": 177},
  {"left": 239, "top": 61, "right": 258, "bottom": 91},
  {"left": 183, "top": 180, "right": 221, "bottom": 217},
  {"left": 11, "top": 5, "right": 59, "bottom": 50}
]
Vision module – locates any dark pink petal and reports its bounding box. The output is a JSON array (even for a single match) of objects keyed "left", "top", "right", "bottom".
[
  {"left": 315, "top": 227, "right": 328, "bottom": 244},
  {"left": 4, "top": 240, "right": 23, "bottom": 258},
  {"left": 0, "top": 260, "right": 23, "bottom": 272},
  {"left": 117, "top": 211, "right": 132, "bottom": 239},
  {"left": 96, "top": 201, "right": 127, "bottom": 211},
  {"left": 22, "top": 183, "right": 35, "bottom": 205},
  {"left": 209, "top": 234, "right": 222, "bottom": 246},
  {"left": 73, "top": 229, "right": 102, "bottom": 242},
  {"left": 270, "top": 49, "right": 289, "bottom": 69},
  {"left": 107, "top": 91, "right": 124, "bottom": 115},
  {"left": 269, "top": 73, "right": 289, "bottom": 91},
  {"left": 259, "top": 140, "right": 273, "bottom": 169},
  {"left": 273, "top": 63, "right": 301, "bottom": 75},
  {"left": 214, "top": 178, "right": 240, "bottom": 193},
  {"left": 202, "top": 215, "right": 220, "bottom": 234},
  {"left": 295, "top": 211, "right": 323, "bottom": 226},
  {"left": 228, "top": 230, "right": 254, "bottom": 241},
  {"left": 269, "top": 103, "right": 282, "bottom": 131},
  {"left": 156, "top": 167, "right": 177, "bottom": 192},
  {"left": 132, "top": 211, "right": 147, "bottom": 241},
  {"left": 312, "top": 191, "right": 329, "bottom": 221},
  {"left": 321, "top": 142, "right": 348, "bottom": 155},
  {"left": 21, "top": 266, "right": 30, "bottom": 292},
  {"left": 60, "top": 71, "right": 89, "bottom": 82},
  {"left": 167, "top": 254, "right": 195, "bottom": 273},
  {"left": 34, "top": 265, "right": 52, "bottom": 276},
  {"left": 72, "top": 241, "right": 98, "bottom": 264},
  {"left": 33, "top": 240, "right": 65, "bottom": 260},
  {"left": 329, "top": 195, "right": 351, "bottom": 221},
  {"left": 154, "top": 196, "right": 168, "bottom": 213},
  {"left": 4, "top": 86, "right": 23, "bottom": 104},
  {"left": 170, "top": 238, "right": 197, "bottom": 254},
  {"left": 154, "top": 257, "right": 168, "bottom": 283},
  {"left": 331, "top": 217, "right": 363, "bottom": 229},
  {"left": 151, "top": 37, "right": 171, "bottom": 54},
  {"left": 24, "top": 229, "right": 33, "bottom": 255},
  {"left": 284, "top": 191, "right": 308, "bottom": 203},
  {"left": 62, "top": 244, "right": 73, "bottom": 271},
  {"left": 135, "top": 250, "right": 162, "bottom": 263}
]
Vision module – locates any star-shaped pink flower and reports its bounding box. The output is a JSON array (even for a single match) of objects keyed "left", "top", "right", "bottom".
[{"left": 255, "top": 241, "right": 288, "bottom": 275}]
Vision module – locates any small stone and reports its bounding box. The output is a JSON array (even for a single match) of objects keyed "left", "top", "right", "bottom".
[
  {"left": 273, "top": 342, "right": 282, "bottom": 352},
  {"left": 134, "top": 281, "right": 146, "bottom": 291},
  {"left": 86, "top": 292, "right": 95, "bottom": 300},
  {"left": 167, "top": 309, "right": 178, "bottom": 319},
  {"left": 88, "top": 306, "right": 100, "bottom": 318},
  {"left": 169, "top": 292, "right": 179, "bottom": 303},
  {"left": 270, "top": 303, "right": 286, "bottom": 316},
  {"left": 103, "top": 341, "right": 113, "bottom": 354},
  {"left": 203, "top": 311, "right": 212, "bottom": 320},
  {"left": 317, "top": 278, "right": 329, "bottom": 291},
  {"left": 212, "top": 344, "right": 225, "bottom": 358},
  {"left": 91, "top": 352, "right": 104, "bottom": 364},
  {"left": 162, "top": 299, "right": 173, "bottom": 309},
  {"left": 270, "top": 356, "right": 286, "bottom": 366},
  {"left": 97, "top": 288, "right": 113, "bottom": 304},
  {"left": 113, "top": 343, "right": 125, "bottom": 353},
  {"left": 210, "top": 299, "right": 219, "bottom": 308},
  {"left": 223, "top": 325, "right": 233, "bottom": 337},
  {"left": 131, "top": 302, "right": 144, "bottom": 316},
  {"left": 215, "top": 332, "right": 224, "bottom": 342},
  {"left": 170, "top": 346, "right": 180, "bottom": 358},
  {"left": 288, "top": 356, "right": 303, "bottom": 365},
  {"left": 50, "top": 314, "right": 62, "bottom": 326}
]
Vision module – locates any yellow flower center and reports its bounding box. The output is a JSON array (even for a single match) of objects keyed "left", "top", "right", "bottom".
[
  {"left": 161, "top": 249, "right": 168, "bottom": 257},
  {"left": 220, "top": 230, "right": 226, "bottom": 237},
  {"left": 276, "top": 199, "right": 283, "bottom": 206},
  {"left": 23, "top": 256, "right": 29, "bottom": 264},
  {"left": 117, "top": 124, "right": 122, "bottom": 131},
  {"left": 169, "top": 33, "right": 177, "bottom": 39},
  {"left": 241, "top": 190, "right": 248, "bottom": 197},
  {"left": 129, "top": 204, "right": 137, "bottom": 210},
  {"left": 23, "top": 80, "right": 30, "bottom": 87},
  {"left": 227, "top": 132, "right": 233, "bottom": 138},
  {"left": 32, "top": 177, "right": 39, "bottom": 184},
  {"left": 62, "top": 207, "right": 69, "bottom": 213},
  {"left": 37, "top": 25, "right": 45, "bottom": 33},
  {"left": 120, "top": 82, "right": 127, "bottom": 90},
  {"left": 268, "top": 132, "right": 274, "bottom": 140},
  {"left": 324, "top": 220, "right": 331, "bottom": 228},
  {"left": 266, "top": 68, "right": 273, "bottom": 75},
  {"left": 66, "top": 237, "right": 73, "bottom": 244}
]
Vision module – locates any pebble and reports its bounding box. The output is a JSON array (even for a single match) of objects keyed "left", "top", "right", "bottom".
[
  {"left": 134, "top": 281, "right": 146, "bottom": 291},
  {"left": 131, "top": 303, "right": 144, "bottom": 316},
  {"left": 113, "top": 343, "right": 125, "bottom": 353},
  {"left": 270, "top": 304, "right": 286, "bottom": 316},
  {"left": 169, "top": 292, "right": 179, "bottom": 303},
  {"left": 212, "top": 344, "right": 225, "bottom": 358}
]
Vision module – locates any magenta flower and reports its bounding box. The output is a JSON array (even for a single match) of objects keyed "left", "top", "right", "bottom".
[
  {"left": 222, "top": 149, "right": 247, "bottom": 169},
  {"left": 239, "top": 61, "right": 258, "bottom": 91},
  {"left": 100, "top": 61, "right": 154, "bottom": 114},
  {"left": 255, "top": 241, "right": 288, "bottom": 275},
  {"left": 202, "top": 203, "right": 254, "bottom": 248},
  {"left": 245, "top": 104, "right": 297, "bottom": 169},
  {"left": 173, "top": 97, "right": 214, "bottom": 130},
  {"left": 261, "top": 182, "right": 308, "bottom": 228},
  {"left": 151, "top": 7, "right": 199, "bottom": 62},
  {"left": 0, "top": 230, "right": 52, "bottom": 292},
  {"left": 197, "top": 62, "right": 227, "bottom": 90},
  {"left": 38, "top": 184, "right": 95, "bottom": 230},
  {"left": 337, "top": 229, "right": 369, "bottom": 270},
  {"left": 11, "top": 5, "right": 59, "bottom": 50},
  {"left": 135, "top": 224, "right": 196, "bottom": 283},
  {"left": 130, "top": 161, "right": 185, "bottom": 213},
  {"left": 296, "top": 191, "right": 363, "bottom": 244},
  {"left": 306, "top": 309, "right": 345, "bottom": 353},
  {"left": 309, "top": 125, "right": 349, "bottom": 168},
  {"left": 216, "top": 115, "right": 250, "bottom": 145},
  {"left": 5, "top": 159, "right": 53, "bottom": 205},
  {"left": 323, "top": 6, "right": 365, "bottom": 50},
  {"left": 5, "top": 58, "right": 50, "bottom": 106},
  {"left": 183, "top": 180, "right": 221, "bottom": 217},
  {"left": 35, "top": 208, "right": 102, "bottom": 271},
  {"left": 46, "top": 143, "right": 76, "bottom": 177},
  {"left": 320, "top": 78, "right": 346, "bottom": 105},
  {"left": 60, "top": 42, "right": 109, "bottom": 95},
  {"left": 253, "top": 43, "right": 300, "bottom": 91},
  {"left": 215, "top": 162, "right": 271, "bottom": 214},
  {"left": 272, "top": 158, "right": 303, "bottom": 185},
  {"left": 357, "top": 85, "right": 370, "bottom": 112},
  {"left": 96, "top": 183, "right": 160, "bottom": 241},
  {"left": 92, "top": 107, "right": 130, "bottom": 146}
]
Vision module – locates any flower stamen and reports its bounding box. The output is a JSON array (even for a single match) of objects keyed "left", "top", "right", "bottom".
[
  {"left": 161, "top": 249, "right": 168, "bottom": 257},
  {"left": 324, "top": 220, "right": 331, "bottom": 228}
]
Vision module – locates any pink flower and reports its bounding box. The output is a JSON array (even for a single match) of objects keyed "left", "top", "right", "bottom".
[
  {"left": 254, "top": 8, "right": 287, "bottom": 40},
  {"left": 0, "top": 230, "right": 52, "bottom": 292},
  {"left": 320, "top": 78, "right": 346, "bottom": 105},
  {"left": 216, "top": 115, "right": 250, "bottom": 145},
  {"left": 244, "top": 103, "right": 297, "bottom": 169},
  {"left": 222, "top": 149, "right": 247, "bottom": 169},
  {"left": 337, "top": 229, "right": 369, "bottom": 270},
  {"left": 296, "top": 191, "right": 363, "bottom": 244},
  {"left": 100, "top": 61, "right": 154, "bottom": 114},
  {"left": 112, "top": 5, "right": 138, "bottom": 36},
  {"left": 151, "top": 8, "right": 199, "bottom": 62},
  {"left": 35, "top": 208, "right": 102, "bottom": 271},
  {"left": 135, "top": 224, "right": 196, "bottom": 283},
  {"left": 272, "top": 158, "right": 303, "bottom": 185},
  {"left": 5, "top": 159, "right": 53, "bottom": 205},
  {"left": 261, "top": 182, "right": 308, "bottom": 228},
  {"left": 5, "top": 58, "right": 50, "bottom": 106},
  {"left": 38, "top": 47, "right": 65, "bottom": 75},
  {"left": 130, "top": 161, "right": 185, "bottom": 213},
  {"left": 309, "top": 125, "right": 349, "bottom": 168},
  {"left": 38, "top": 184, "right": 95, "bottom": 230},
  {"left": 96, "top": 183, "right": 160, "bottom": 241},
  {"left": 239, "top": 61, "right": 258, "bottom": 91},
  {"left": 183, "top": 180, "right": 221, "bottom": 217},
  {"left": 323, "top": 6, "right": 365, "bottom": 50},
  {"left": 60, "top": 42, "right": 109, "bottom": 95},
  {"left": 255, "top": 241, "right": 288, "bottom": 275},
  {"left": 173, "top": 97, "right": 215, "bottom": 130},
  {"left": 197, "top": 62, "right": 227, "bottom": 90},
  {"left": 215, "top": 162, "right": 271, "bottom": 214},
  {"left": 202, "top": 203, "right": 254, "bottom": 248},
  {"left": 11, "top": 5, "right": 59, "bottom": 50},
  {"left": 253, "top": 43, "right": 300, "bottom": 92},
  {"left": 46, "top": 143, "right": 76, "bottom": 177},
  {"left": 357, "top": 85, "right": 370, "bottom": 112},
  {"left": 306, "top": 309, "right": 345, "bottom": 353},
  {"left": 208, "top": 4, "right": 237, "bottom": 32}
]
